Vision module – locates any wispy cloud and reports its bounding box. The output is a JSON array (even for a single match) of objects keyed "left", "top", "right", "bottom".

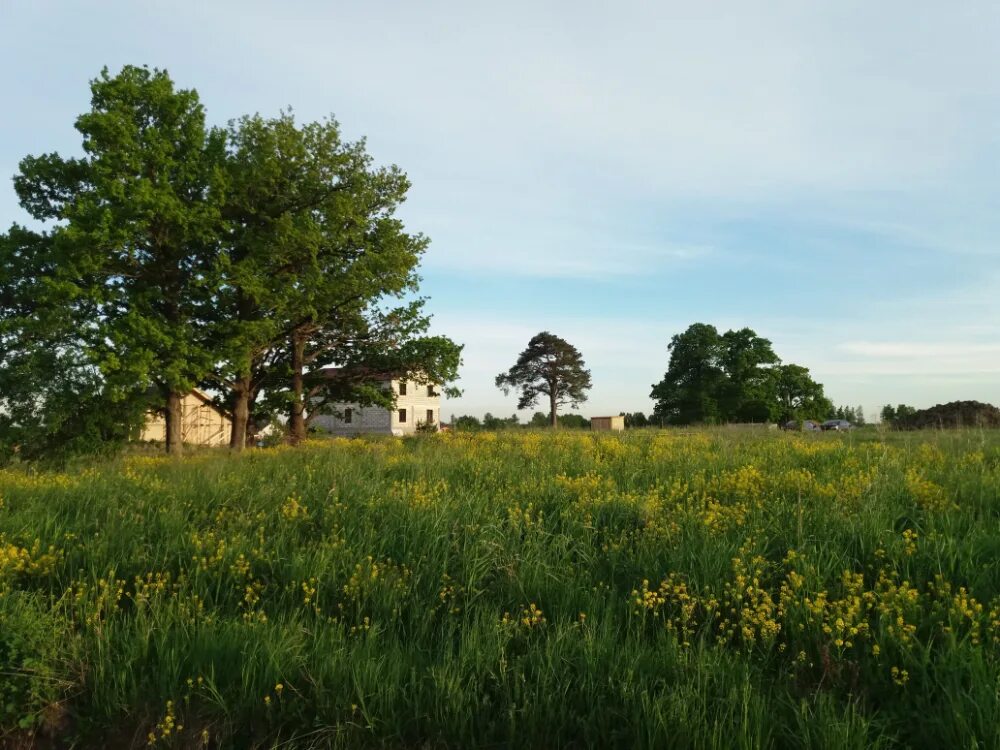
[{"left": 839, "top": 342, "right": 1000, "bottom": 359}]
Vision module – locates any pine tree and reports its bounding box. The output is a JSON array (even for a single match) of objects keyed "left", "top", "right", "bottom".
[{"left": 495, "top": 332, "right": 592, "bottom": 427}]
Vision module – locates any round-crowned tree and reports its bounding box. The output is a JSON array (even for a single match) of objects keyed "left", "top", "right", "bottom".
[{"left": 495, "top": 332, "right": 592, "bottom": 427}]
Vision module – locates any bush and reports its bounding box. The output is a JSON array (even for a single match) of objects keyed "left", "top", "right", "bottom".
[
  {"left": 894, "top": 401, "right": 1000, "bottom": 430},
  {"left": 0, "top": 592, "right": 71, "bottom": 733}
]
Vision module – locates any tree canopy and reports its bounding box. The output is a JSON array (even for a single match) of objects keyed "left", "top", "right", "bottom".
[
  {"left": 495, "top": 332, "right": 592, "bottom": 427},
  {"left": 208, "top": 110, "right": 461, "bottom": 448},
  {"left": 883, "top": 401, "right": 999, "bottom": 430},
  {"left": 650, "top": 323, "right": 831, "bottom": 425},
  {"left": 0, "top": 65, "right": 461, "bottom": 458},
  {"left": 10, "top": 65, "right": 227, "bottom": 454}
]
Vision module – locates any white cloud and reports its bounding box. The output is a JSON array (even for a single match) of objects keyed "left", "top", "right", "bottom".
[{"left": 839, "top": 342, "right": 1000, "bottom": 359}]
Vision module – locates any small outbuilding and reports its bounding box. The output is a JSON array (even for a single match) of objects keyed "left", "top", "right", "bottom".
[
  {"left": 140, "top": 389, "right": 231, "bottom": 447},
  {"left": 590, "top": 415, "right": 625, "bottom": 432}
]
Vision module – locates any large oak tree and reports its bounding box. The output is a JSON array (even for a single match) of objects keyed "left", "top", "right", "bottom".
[
  {"left": 2, "top": 66, "right": 461, "bottom": 457},
  {"left": 650, "top": 323, "right": 830, "bottom": 425},
  {"left": 211, "top": 112, "right": 461, "bottom": 447},
  {"left": 12, "top": 65, "right": 226, "bottom": 455}
]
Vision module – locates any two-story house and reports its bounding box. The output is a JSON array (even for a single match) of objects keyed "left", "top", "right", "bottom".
[{"left": 310, "top": 369, "right": 442, "bottom": 436}]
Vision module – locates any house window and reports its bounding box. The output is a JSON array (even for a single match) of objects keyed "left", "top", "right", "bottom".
[
  {"left": 343, "top": 408, "right": 352, "bottom": 424},
  {"left": 398, "top": 408, "right": 407, "bottom": 423},
  {"left": 427, "top": 385, "right": 437, "bottom": 397},
  {"left": 398, "top": 380, "right": 407, "bottom": 396},
  {"left": 426, "top": 409, "right": 435, "bottom": 424}
]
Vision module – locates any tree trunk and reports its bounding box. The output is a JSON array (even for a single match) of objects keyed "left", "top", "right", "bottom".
[
  {"left": 245, "top": 420, "right": 258, "bottom": 448},
  {"left": 164, "top": 389, "right": 184, "bottom": 456},
  {"left": 229, "top": 377, "right": 250, "bottom": 451},
  {"left": 289, "top": 332, "right": 307, "bottom": 444},
  {"left": 549, "top": 390, "right": 558, "bottom": 428},
  {"left": 245, "top": 383, "right": 263, "bottom": 448}
]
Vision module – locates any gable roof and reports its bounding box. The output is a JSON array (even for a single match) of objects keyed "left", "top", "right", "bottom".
[
  {"left": 314, "top": 367, "right": 437, "bottom": 384},
  {"left": 143, "top": 386, "right": 230, "bottom": 418},
  {"left": 315, "top": 366, "right": 397, "bottom": 382}
]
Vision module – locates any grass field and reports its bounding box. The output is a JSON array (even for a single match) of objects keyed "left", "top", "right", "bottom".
[{"left": 2, "top": 428, "right": 1000, "bottom": 748}]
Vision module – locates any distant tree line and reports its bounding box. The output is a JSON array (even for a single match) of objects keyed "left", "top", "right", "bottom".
[
  {"left": 832, "top": 405, "right": 866, "bottom": 425},
  {"left": 881, "top": 401, "right": 1000, "bottom": 430},
  {"left": 621, "top": 412, "right": 650, "bottom": 428},
  {"left": 449, "top": 412, "right": 592, "bottom": 431},
  {"left": 880, "top": 404, "right": 918, "bottom": 427},
  {"left": 0, "top": 66, "right": 462, "bottom": 460}
]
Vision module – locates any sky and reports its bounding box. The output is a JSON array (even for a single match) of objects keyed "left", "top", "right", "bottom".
[{"left": 2, "top": 1, "right": 999, "bottom": 421}]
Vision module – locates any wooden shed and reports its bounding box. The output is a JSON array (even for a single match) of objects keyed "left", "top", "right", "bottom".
[
  {"left": 140, "top": 389, "right": 231, "bottom": 446},
  {"left": 590, "top": 415, "right": 625, "bottom": 432}
]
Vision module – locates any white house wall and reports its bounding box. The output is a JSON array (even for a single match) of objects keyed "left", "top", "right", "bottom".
[
  {"left": 311, "top": 378, "right": 441, "bottom": 436},
  {"left": 312, "top": 402, "right": 392, "bottom": 436}
]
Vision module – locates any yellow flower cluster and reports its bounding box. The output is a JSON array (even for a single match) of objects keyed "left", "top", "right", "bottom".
[
  {"left": 503, "top": 603, "right": 547, "bottom": 630},
  {"left": 280, "top": 493, "right": 309, "bottom": 520},
  {"left": 437, "top": 573, "right": 464, "bottom": 615},
  {"left": 796, "top": 571, "right": 873, "bottom": 649},
  {"left": 905, "top": 468, "right": 954, "bottom": 512},
  {"left": 342, "top": 556, "right": 411, "bottom": 604},
  {"left": 507, "top": 502, "right": 544, "bottom": 532},
  {"left": 721, "top": 555, "right": 782, "bottom": 646},
  {"left": 632, "top": 574, "right": 716, "bottom": 647},
  {"left": 0, "top": 537, "right": 61, "bottom": 581},
  {"left": 146, "top": 700, "right": 181, "bottom": 745},
  {"left": 389, "top": 477, "right": 449, "bottom": 510}
]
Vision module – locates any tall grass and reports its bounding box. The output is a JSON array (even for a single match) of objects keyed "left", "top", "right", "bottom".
[{"left": 1, "top": 428, "right": 999, "bottom": 748}]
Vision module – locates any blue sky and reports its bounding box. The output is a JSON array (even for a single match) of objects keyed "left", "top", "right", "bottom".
[{"left": 3, "top": 1, "right": 999, "bottom": 420}]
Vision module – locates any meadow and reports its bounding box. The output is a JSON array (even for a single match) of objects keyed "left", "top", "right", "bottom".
[{"left": 1, "top": 428, "right": 999, "bottom": 749}]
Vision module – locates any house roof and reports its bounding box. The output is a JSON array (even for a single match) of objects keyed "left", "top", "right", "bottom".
[
  {"left": 314, "top": 367, "right": 435, "bottom": 383},
  {"left": 143, "top": 386, "right": 230, "bottom": 417},
  {"left": 189, "top": 388, "right": 225, "bottom": 410},
  {"left": 314, "top": 367, "right": 398, "bottom": 382}
]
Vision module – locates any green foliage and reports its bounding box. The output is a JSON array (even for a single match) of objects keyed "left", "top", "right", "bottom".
[
  {"left": 7, "top": 65, "right": 228, "bottom": 455},
  {"left": 771, "top": 363, "right": 833, "bottom": 424},
  {"left": 882, "top": 404, "right": 919, "bottom": 428},
  {"left": 483, "top": 412, "right": 520, "bottom": 430},
  {"left": 557, "top": 413, "right": 590, "bottom": 429},
  {"left": 215, "top": 111, "right": 461, "bottom": 446},
  {"left": 651, "top": 324, "right": 832, "bottom": 425},
  {"left": 0, "top": 592, "right": 70, "bottom": 732},
  {"left": 890, "top": 401, "right": 1000, "bottom": 430},
  {"left": 14, "top": 65, "right": 227, "bottom": 401},
  {"left": 832, "top": 405, "right": 867, "bottom": 425},
  {"left": 529, "top": 411, "right": 550, "bottom": 428},
  {"left": 0, "top": 227, "right": 147, "bottom": 463},
  {"left": 496, "top": 331, "right": 592, "bottom": 426},
  {"left": 452, "top": 414, "right": 483, "bottom": 431},
  {"left": 650, "top": 323, "right": 727, "bottom": 424},
  {"left": 2, "top": 66, "right": 461, "bottom": 457},
  {"left": 621, "top": 412, "right": 649, "bottom": 428}
]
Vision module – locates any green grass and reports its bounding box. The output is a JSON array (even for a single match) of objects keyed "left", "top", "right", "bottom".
[{"left": 1, "top": 428, "right": 999, "bottom": 748}]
